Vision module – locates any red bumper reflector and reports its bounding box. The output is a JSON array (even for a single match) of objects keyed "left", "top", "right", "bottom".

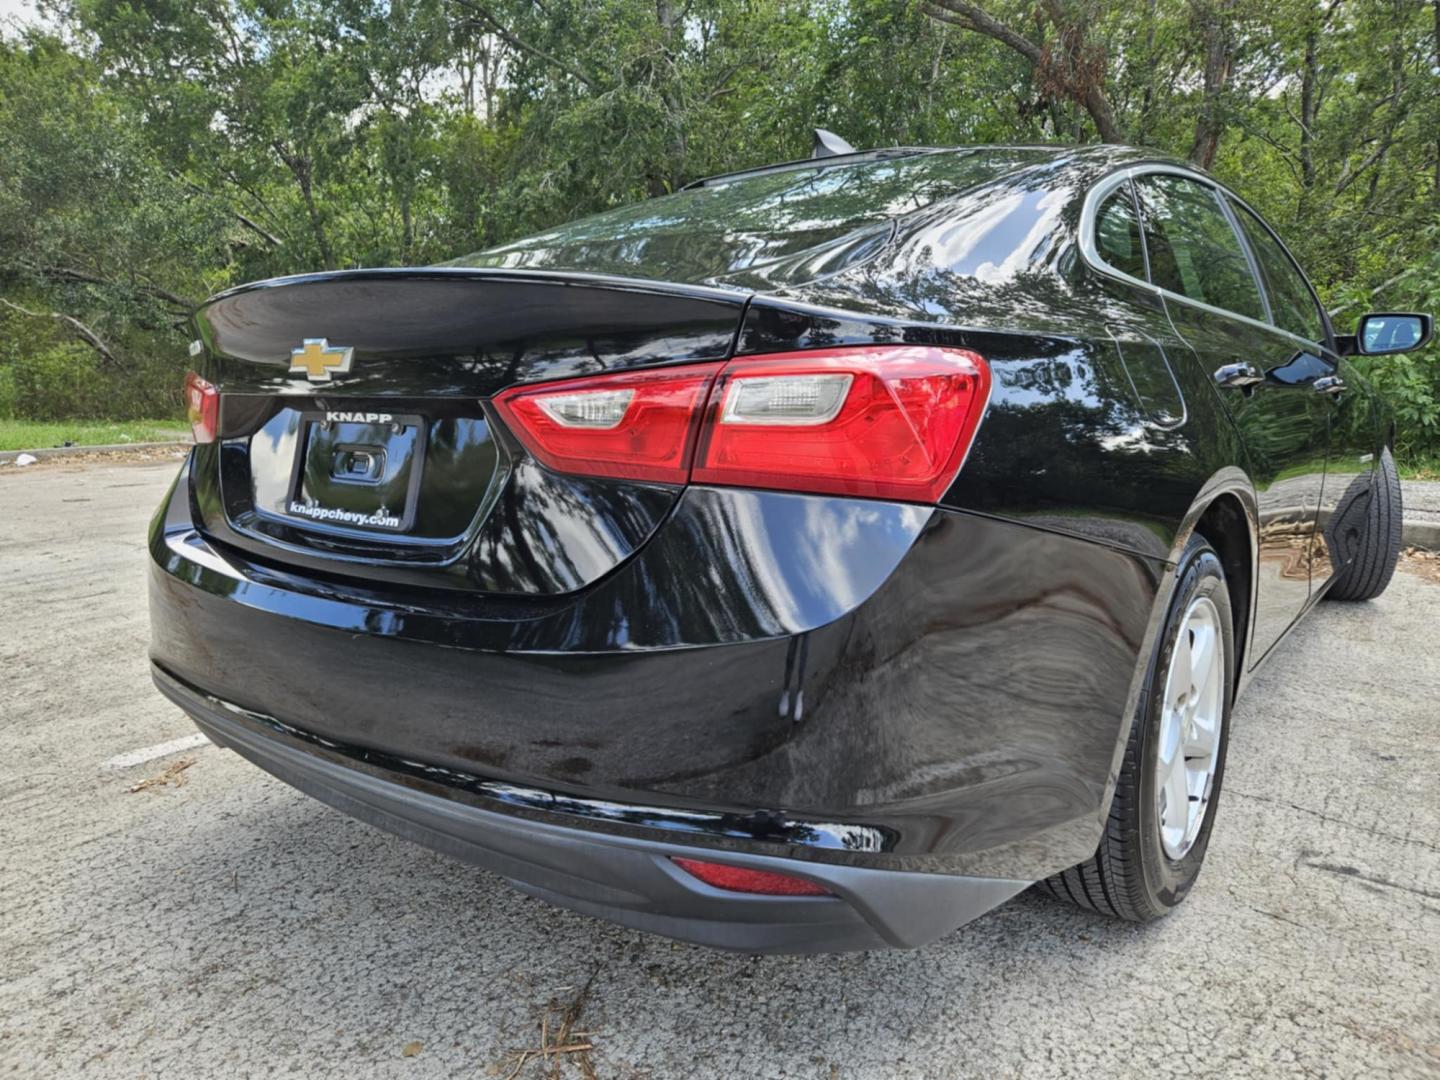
[
  {"left": 672, "top": 857, "right": 832, "bottom": 896},
  {"left": 184, "top": 371, "right": 219, "bottom": 444}
]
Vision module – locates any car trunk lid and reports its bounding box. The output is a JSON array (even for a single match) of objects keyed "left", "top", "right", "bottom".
[{"left": 189, "top": 269, "right": 748, "bottom": 595}]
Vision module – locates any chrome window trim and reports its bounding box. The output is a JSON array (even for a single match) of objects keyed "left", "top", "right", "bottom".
[
  {"left": 1078, "top": 163, "right": 1333, "bottom": 357},
  {"left": 1089, "top": 175, "right": 1150, "bottom": 284}
]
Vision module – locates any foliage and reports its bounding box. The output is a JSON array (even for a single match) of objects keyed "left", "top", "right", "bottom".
[
  {"left": 0, "top": 417, "right": 187, "bottom": 450},
  {"left": 0, "top": 0, "right": 1437, "bottom": 452},
  {"left": 1334, "top": 221, "right": 1440, "bottom": 460},
  {"left": 0, "top": 318, "right": 193, "bottom": 419}
]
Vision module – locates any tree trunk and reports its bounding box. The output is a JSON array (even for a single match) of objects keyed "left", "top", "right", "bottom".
[
  {"left": 1188, "top": 0, "right": 1236, "bottom": 170},
  {"left": 1299, "top": 29, "right": 1318, "bottom": 189},
  {"left": 1083, "top": 85, "right": 1123, "bottom": 144},
  {"left": 654, "top": 0, "right": 687, "bottom": 193},
  {"left": 401, "top": 195, "right": 414, "bottom": 266},
  {"left": 275, "top": 143, "right": 335, "bottom": 270},
  {"left": 922, "top": 0, "right": 1124, "bottom": 144},
  {"left": 1137, "top": 0, "right": 1159, "bottom": 142}
]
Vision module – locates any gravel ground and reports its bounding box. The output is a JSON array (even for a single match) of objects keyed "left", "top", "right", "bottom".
[{"left": 2, "top": 458, "right": 1438, "bottom": 1079}]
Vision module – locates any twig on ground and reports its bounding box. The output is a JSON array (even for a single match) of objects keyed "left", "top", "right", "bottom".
[
  {"left": 494, "top": 968, "right": 601, "bottom": 1079},
  {"left": 127, "top": 757, "right": 195, "bottom": 793}
]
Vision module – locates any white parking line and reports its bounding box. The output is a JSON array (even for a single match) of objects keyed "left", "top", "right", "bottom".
[{"left": 103, "top": 732, "right": 210, "bottom": 769}]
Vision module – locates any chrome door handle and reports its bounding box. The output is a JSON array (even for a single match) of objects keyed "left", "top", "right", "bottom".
[
  {"left": 1213, "top": 362, "right": 1264, "bottom": 389},
  {"left": 1314, "top": 375, "right": 1345, "bottom": 396}
]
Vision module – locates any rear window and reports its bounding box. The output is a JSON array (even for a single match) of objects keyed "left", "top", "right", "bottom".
[
  {"left": 1094, "top": 183, "right": 1146, "bottom": 280},
  {"left": 448, "top": 149, "right": 1062, "bottom": 286},
  {"left": 1228, "top": 198, "right": 1325, "bottom": 343},
  {"left": 1134, "top": 174, "right": 1265, "bottom": 323}
]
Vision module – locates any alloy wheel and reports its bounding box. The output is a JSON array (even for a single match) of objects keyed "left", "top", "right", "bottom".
[{"left": 1155, "top": 594, "right": 1225, "bottom": 860}]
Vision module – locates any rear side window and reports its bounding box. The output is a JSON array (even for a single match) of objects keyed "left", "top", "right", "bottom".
[
  {"left": 1094, "top": 183, "right": 1147, "bottom": 280},
  {"left": 1134, "top": 174, "right": 1265, "bottom": 323},
  {"left": 1228, "top": 199, "right": 1325, "bottom": 344}
]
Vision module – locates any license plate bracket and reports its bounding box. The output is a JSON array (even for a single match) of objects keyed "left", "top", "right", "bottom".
[{"left": 283, "top": 411, "right": 426, "bottom": 533}]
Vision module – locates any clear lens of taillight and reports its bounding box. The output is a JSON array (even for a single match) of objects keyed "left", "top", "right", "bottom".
[
  {"left": 492, "top": 346, "right": 989, "bottom": 503},
  {"left": 721, "top": 372, "right": 853, "bottom": 425},
  {"left": 184, "top": 371, "right": 219, "bottom": 444},
  {"left": 493, "top": 363, "right": 723, "bottom": 483},
  {"left": 536, "top": 388, "right": 635, "bottom": 428}
]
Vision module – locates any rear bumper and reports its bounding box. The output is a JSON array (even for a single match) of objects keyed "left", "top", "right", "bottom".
[
  {"left": 148, "top": 454, "right": 1169, "bottom": 946},
  {"left": 156, "top": 665, "right": 1026, "bottom": 952}
]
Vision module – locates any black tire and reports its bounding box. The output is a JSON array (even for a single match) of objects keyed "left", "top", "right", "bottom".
[
  {"left": 1038, "top": 535, "right": 1234, "bottom": 922},
  {"left": 1324, "top": 448, "right": 1403, "bottom": 602}
]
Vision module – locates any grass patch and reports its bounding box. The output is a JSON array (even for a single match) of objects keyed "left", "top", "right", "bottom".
[
  {"left": 1397, "top": 455, "right": 1440, "bottom": 482},
  {"left": 0, "top": 418, "right": 187, "bottom": 451}
]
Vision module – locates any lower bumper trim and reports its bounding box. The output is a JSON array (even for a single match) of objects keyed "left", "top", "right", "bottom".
[{"left": 155, "top": 665, "right": 1030, "bottom": 953}]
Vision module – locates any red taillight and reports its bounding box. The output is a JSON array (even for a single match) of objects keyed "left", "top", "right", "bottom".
[
  {"left": 184, "top": 371, "right": 219, "bottom": 444},
  {"left": 695, "top": 347, "right": 990, "bottom": 502},
  {"left": 492, "top": 346, "right": 989, "bottom": 503},
  {"left": 493, "top": 363, "right": 723, "bottom": 484},
  {"left": 672, "top": 857, "right": 832, "bottom": 896}
]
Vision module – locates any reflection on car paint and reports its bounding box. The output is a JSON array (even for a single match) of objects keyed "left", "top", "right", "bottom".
[
  {"left": 153, "top": 146, "right": 1396, "bottom": 888},
  {"left": 153, "top": 457, "right": 1164, "bottom": 876}
]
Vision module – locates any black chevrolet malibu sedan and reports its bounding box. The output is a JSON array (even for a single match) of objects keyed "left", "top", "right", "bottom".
[{"left": 151, "top": 143, "right": 1431, "bottom": 952}]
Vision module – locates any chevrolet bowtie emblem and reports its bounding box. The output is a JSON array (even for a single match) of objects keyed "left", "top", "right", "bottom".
[{"left": 290, "top": 338, "right": 355, "bottom": 382}]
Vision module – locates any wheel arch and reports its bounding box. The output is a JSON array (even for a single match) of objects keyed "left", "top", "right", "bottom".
[
  {"left": 1086, "top": 466, "right": 1258, "bottom": 850},
  {"left": 1170, "top": 468, "right": 1259, "bottom": 693}
]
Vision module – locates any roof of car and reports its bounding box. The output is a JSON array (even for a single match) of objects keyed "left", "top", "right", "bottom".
[
  {"left": 681, "top": 143, "right": 1181, "bottom": 190},
  {"left": 449, "top": 143, "right": 1196, "bottom": 291}
]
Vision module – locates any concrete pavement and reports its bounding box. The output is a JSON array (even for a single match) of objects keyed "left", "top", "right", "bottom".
[
  {"left": 2, "top": 457, "right": 1438, "bottom": 1079},
  {"left": 1403, "top": 480, "right": 1440, "bottom": 549}
]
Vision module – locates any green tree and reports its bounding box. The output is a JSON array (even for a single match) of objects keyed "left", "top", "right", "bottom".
[
  {"left": 0, "top": 34, "right": 230, "bottom": 414},
  {"left": 1, "top": 0, "right": 1437, "bottom": 454}
]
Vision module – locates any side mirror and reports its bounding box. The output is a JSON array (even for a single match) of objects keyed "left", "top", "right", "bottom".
[{"left": 1354, "top": 312, "right": 1433, "bottom": 355}]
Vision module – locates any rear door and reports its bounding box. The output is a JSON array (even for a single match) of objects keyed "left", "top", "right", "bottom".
[
  {"left": 1132, "top": 171, "right": 1332, "bottom": 663},
  {"left": 1224, "top": 195, "right": 1376, "bottom": 594}
]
